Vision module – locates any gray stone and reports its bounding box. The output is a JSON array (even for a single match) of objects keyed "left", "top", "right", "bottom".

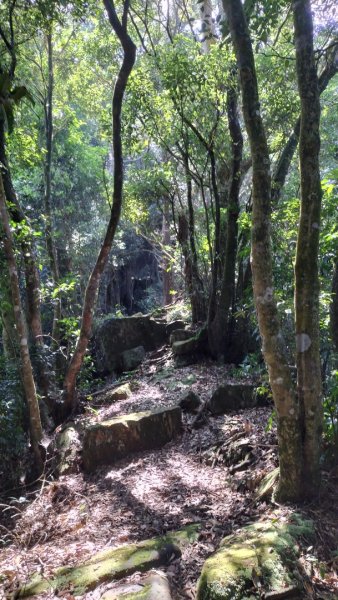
[
  {"left": 93, "top": 315, "right": 168, "bottom": 374},
  {"left": 121, "top": 346, "right": 145, "bottom": 371},
  {"left": 166, "top": 320, "right": 186, "bottom": 336},
  {"left": 55, "top": 425, "right": 81, "bottom": 476},
  {"left": 82, "top": 406, "right": 182, "bottom": 472},
  {"left": 169, "top": 329, "right": 192, "bottom": 346},
  {"left": 101, "top": 571, "right": 172, "bottom": 600},
  {"left": 208, "top": 384, "right": 256, "bottom": 414},
  {"left": 179, "top": 391, "right": 201, "bottom": 413}
]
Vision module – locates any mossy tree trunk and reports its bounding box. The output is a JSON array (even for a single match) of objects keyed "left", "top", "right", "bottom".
[
  {"left": 62, "top": 0, "right": 136, "bottom": 413},
  {"left": 223, "top": 0, "right": 303, "bottom": 502},
  {"left": 293, "top": 0, "right": 323, "bottom": 496}
]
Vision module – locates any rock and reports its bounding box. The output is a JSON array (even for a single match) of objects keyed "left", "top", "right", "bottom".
[
  {"left": 207, "top": 384, "right": 256, "bottom": 414},
  {"left": 101, "top": 571, "right": 173, "bottom": 600},
  {"left": 179, "top": 391, "right": 201, "bottom": 413},
  {"left": 169, "top": 328, "right": 192, "bottom": 345},
  {"left": 166, "top": 320, "right": 186, "bottom": 336},
  {"left": 19, "top": 525, "right": 199, "bottom": 597},
  {"left": 121, "top": 346, "right": 145, "bottom": 371},
  {"left": 172, "top": 327, "right": 208, "bottom": 367},
  {"left": 54, "top": 425, "right": 81, "bottom": 476},
  {"left": 255, "top": 467, "right": 280, "bottom": 501},
  {"left": 105, "top": 383, "right": 132, "bottom": 402},
  {"left": 196, "top": 516, "right": 314, "bottom": 600},
  {"left": 93, "top": 315, "right": 168, "bottom": 374},
  {"left": 82, "top": 406, "right": 182, "bottom": 472}
]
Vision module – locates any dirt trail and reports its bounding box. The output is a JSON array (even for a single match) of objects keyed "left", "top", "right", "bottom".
[{"left": 1, "top": 355, "right": 337, "bottom": 599}]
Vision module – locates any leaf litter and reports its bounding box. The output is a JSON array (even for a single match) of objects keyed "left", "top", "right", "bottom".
[{"left": 0, "top": 355, "right": 337, "bottom": 600}]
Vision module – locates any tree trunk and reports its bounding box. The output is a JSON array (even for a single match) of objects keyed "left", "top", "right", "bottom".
[
  {"left": 162, "top": 196, "right": 173, "bottom": 305},
  {"left": 331, "top": 254, "right": 338, "bottom": 352},
  {"left": 177, "top": 212, "right": 206, "bottom": 323},
  {"left": 208, "top": 84, "right": 243, "bottom": 358},
  {"left": 62, "top": 0, "right": 136, "bottom": 413},
  {"left": 0, "top": 172, "right": 43, "bottom": 469},
  {"left": 0, "top": 122, "right": 43, "bottom": 348},
  {"left": 43, "top": 31, "right": 61, "bottom": 349},
  {"left": 293, "top": 0, "right": 323, "bottom": 496},
  {"left": 223, "top": 0, "right": 303, "bottom": 502},
  {"left": 271, "top": 42, "right": 338, "bottom": 205}
]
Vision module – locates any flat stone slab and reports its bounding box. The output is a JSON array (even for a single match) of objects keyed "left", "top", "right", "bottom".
[
  {"left": 100, "top": 570, "right": 172, "bottom": 600},
  {"left": 19, "top": 525, "right": 199, "bottom": 597},
  {"left": 207, "top": 384, "right": 256, "bottom": 414},
  {"left": 196, "top": 516, "right": 314, "bottom": 600},
  {"left": 83, "top": 406, "right": 182, "bottom": 472}
]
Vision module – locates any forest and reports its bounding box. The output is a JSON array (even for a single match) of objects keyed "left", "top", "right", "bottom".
[{"left": 0, "top": 0, "right": 337, "bottom": 598}]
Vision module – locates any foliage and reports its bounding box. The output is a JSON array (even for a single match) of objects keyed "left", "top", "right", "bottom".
[{"left": 0, "top": 358, "right": 27, "bottom": 488}]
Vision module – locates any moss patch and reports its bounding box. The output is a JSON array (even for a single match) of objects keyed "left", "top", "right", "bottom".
[
  {"left": 196, "top": 516, "right": 314, "bottom": 600},
  {"left": 19, "top": 524, "right": 199, "bottom": 597}
]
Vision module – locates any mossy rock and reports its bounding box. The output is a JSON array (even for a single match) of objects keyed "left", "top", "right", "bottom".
[
  {"left": 82, "top": 406, "right": 182, "bottom": 472},
  {"left": 196, "top": 516, "right": 314, "bottom": 600},
  {"left": 19, "top": 525, "right": 199, "bottom": 597}
]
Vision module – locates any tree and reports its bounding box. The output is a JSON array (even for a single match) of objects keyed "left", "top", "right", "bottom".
[
  {"left": 62, "top": 0, "right": 136, "bottom": 412},
  {"left": 0, "top": 171, "right": 43, "bottom": 470},
  {"left": 223, "top": 0, "right": 323, "bottom": 501}
]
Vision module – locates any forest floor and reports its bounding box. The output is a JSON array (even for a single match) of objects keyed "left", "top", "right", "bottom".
[{"left": 1, "top": 348, "right": 338, "bottom": 599}]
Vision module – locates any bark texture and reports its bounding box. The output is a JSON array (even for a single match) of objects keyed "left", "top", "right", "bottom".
[
  {"left": 331, "top": 255, "right": 338, "bottom": 352},
  {"left": 0, "top": 173, "right": 43, "bottom": 467},
  {"left": 63, "top": 0, "right": 136, "bottom": 412},
  {"left": 223, "top": 0, "right": 302, "bottom": 501},
  {"left": 43, "top": 32, "right": 61, "bottom": 348},
  {"left": 208, "top": 85, "right": 243, "bottom": 358},
  {"left": 293, "top": 0, "right": 323, "bottom": 495}
]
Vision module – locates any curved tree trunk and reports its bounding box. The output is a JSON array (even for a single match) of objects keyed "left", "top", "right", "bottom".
[
  {"left": 62, "top": 0, "right": 136, "bottom": 413},
  {"left": 0, "top": 172, "right": 43, "bottom": 469},
  {"left": 223, "top": 0, "right": 302, "bottom": 502},
  {"left": 293, "top": 0, "right": 323, "bottom": 496}
]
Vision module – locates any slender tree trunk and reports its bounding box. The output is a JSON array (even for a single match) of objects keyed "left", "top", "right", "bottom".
[
  {"left": 271, "top": 42, "right": 338, "bottom": 205},
  {"left": 293, "top": 0, "right": 322, "bottom": 496},
  {"left": 43, "top": 31, "right": 61, "bottom": 348},
  {"left": 208, "top": 84, "right": 243, "bottom": 358},
  {"left": 62, "top": 0, "right": 136, "bottom": 412},
  {"left": 162, "top": 196, "right": 173, "bottom": 305},
  {"left": 177, "top": 212, "right": 206, "bottom": 323},
  {"left": 223, "top": 0, "right": 303, "bottom": 502},
  {"left": 331, "top": 254, "right": 338, "bottom": 353},
  {"left": 0, "top": 122, "right": 43, "bottom": 347},
  {"left": 0, "top": 173, "right": 43, "bottom": 468}
]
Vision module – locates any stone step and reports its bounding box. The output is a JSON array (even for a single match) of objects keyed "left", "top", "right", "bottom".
[{"left": 82, "top": 406, "right": 182, "bottom": 472}]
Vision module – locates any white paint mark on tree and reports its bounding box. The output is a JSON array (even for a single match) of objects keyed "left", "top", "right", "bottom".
[{"left": 296, "top": 333, "right": 312, "bottom": 352}]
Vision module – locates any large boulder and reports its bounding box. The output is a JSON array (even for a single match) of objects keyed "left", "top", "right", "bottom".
[
  {"left": 197, "top": 517, "right": 314, "bottom": 600},
  {"left": 172, "top": 327, "right": 209, "bottom": 367},
  {"left": 82, "top": 406, "right": 182, "bottom": 472},
  {"left": 207, "top": 384, "right": 257, "bottom": 414},
  {"left": 93, "top": 315, "right": 183, "bottom": 374},
  {"left": 19, "top": 525, "right": 199, "bottom": 597}
]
